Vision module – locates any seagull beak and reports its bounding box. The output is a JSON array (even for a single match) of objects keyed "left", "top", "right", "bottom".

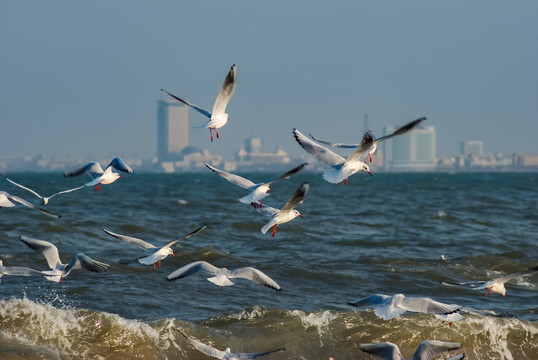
[
  {"left": 268, "top": 188, "right": 272, "bottom": 192},
  {"left": 298, "top": 214, "right": 303, "bottom": 218},
  {"left": 368, "top": 171, "right": 372, "bottom": 176}
]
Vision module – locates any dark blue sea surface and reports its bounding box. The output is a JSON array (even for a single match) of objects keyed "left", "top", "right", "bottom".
[{"left": 1, "top": 171, "right": 537, "bottom": 359}]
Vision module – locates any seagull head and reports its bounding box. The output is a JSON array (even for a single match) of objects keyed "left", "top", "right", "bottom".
[
  {"left": 293, "top": 209, "right": 303, "bottom": 218},
  {"left": 167, "top": 248, "right": 175, "bottom": 257},
  {"left": 363, "top": 163, "right": 372, "bottom": 176}
]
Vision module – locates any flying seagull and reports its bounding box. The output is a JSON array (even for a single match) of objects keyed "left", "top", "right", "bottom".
[
  {"left": 64, "top": 157, "right": 133, "bottom": 191},
  {"left": 6, "top": 177, "right": 84, "bottom": 205},
  {"left": 252, "top": 182, "right": 308, "bottom": 237},
  {"left": 204, "top": 162, "right": 307, "bottom": 207},
  {"left": 19, "top": 235, "right": 110, "bottom": 283},
  {"left": 177, "top": 329, "right": 285, "bottom": 359},
  {"left": 0, "top": 259, "right": 45, "bottom": 283},
  {"left": 440, "top": 265, "right": 538, "bottom": 297},
  {"left": 348, "top": 294, "right": 465, "bottom": 324},
  {"left": 103, "top": 224, "right": 207, "bottom": 270},
  {"left": 0, "top": 191, "right": 61, "bottom": 218},
  {"left": 359, "top": 340, "right": 465, "bottom": 360},
  {"left": 310, "top": 117, "right": 426, "bottom": 164},
  {"left": 293, "top": 128, "right": 372, "bottom": 185},
  {"left": 167, "top": 261, "right": 282, "bottom": 291},
  {"left": 161, "top": 64, "right": 237, "bottom": 142}
]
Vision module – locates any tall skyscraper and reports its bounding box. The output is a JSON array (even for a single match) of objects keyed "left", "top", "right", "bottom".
[
  {"left": 460, "top": 140, "right": 483, "bottom": 156},
  {"left": 157, "top": 100, "right": 189, "bottom": 161},
  {"left": 382, "top": 125, "right": 436, "bottom": 170}
]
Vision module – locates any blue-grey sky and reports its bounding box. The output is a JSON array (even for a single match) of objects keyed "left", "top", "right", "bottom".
[{"left": 1, "top": 1, "right": 537, "bottom": 161}]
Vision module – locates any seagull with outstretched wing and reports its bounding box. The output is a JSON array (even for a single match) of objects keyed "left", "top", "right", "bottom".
[{"left": 64, "top": 157, "right": 133, "bottom": 191}]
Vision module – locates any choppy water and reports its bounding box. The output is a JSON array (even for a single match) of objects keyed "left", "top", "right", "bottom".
[{"left": 1, "top": 171, "right": 537, "bottom": 360}]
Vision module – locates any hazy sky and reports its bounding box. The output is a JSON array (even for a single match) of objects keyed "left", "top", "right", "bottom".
[{"left": 1, "top": 1, "right": 537, "bottom": 161}]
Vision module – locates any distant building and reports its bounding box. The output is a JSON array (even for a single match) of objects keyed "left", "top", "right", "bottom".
[
  {"left": 226, "top": 137, "right": 291, "bottom": 171},
  {"left": 383, "top": 125, "right": 436, "bottom": 170},
  {"left": 460, "top": 140, "right": 483, "bottom": 156},
  {"left": 157, "top": 99, "right": 189, "bottom": 162}
]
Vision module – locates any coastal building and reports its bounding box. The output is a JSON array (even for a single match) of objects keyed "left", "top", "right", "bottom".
[
  {"left": 460, "top": 140, "right": 484, "bottom": 156},
  {"left": 382, "top": 125, "right": 436, "bottom": 171},
  {"left": 157, "top": 99, "right": 189, "bottom": 162},
  {"left": 223, "top": 137, "right": 291, "bottom": 171}
]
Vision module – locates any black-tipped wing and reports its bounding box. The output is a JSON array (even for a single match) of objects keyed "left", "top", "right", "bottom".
[
  {"left": 230, "top": 267, "right": 282, "bottom": 291},
  {"left": 163, "top": 224, "right": 208, "bottom": 249},
  {"left": 281, "top": 182, "right": 309, "bottom": 212},
  {"left": 359, "top": 342, "right": 401, "bottom": 359},
  {"left": 64, "top": 162, "right": 104, "bottom": 178},
  {"left": 413, "top": 340, "right": 461, "bottom": 360},
  {"left": 176, "top": 329, "right": 227, "bottom": 358},
  {"left": 161, "top": 89, "right": 212, "bottom": 118},
  {"left": 497, "top": 265, "right": 538, "bottom": 283},
  {"left": 348, "top": 294, "right": 391, "bottom": 307},
  {"left": 19, "top": 235, "right": 62, "bottom": 270},
  {"left": 65, "top": 254, "right": 110, "bottom": 275},
  {"left": 293, "top": 129, "right": 346, "bottom": 168},
  {"left": 8, "top": 195, "right": 61, "bottom": 218},
  {"left": 263, "top": 162, "right": 308, "bottom": 186},
  {"left": 167, "top": 261, "right": 218, "bottom": 281},
  {"left": 400, "top": 296, "right": 462, "bottom": 316},
  {"left": 204, "top": 162, "right": 257, "bottom": 190},
  {"left": 212, "top": 64, "right": 236, "bottom": 116},
  {"left": 375, "top": 117, "right": 426, "bottom": 143},
  {"left": 347, "top": 131, "right": 375, "bottom": 162},
  {"left": 102, "top": 228, "right": 157, "bottom": 251},
  {"left": 106, "top": 157, "right": 134, "bottom": 174}
]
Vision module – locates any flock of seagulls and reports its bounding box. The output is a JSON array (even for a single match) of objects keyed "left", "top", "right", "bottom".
[{"left": 2, "top": 64, "right": 537, "bottom": 360}]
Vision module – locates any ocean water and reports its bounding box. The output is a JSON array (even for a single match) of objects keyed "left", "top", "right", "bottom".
[{"left": 0, "top": 171, "right": 537, "bottom": 360}]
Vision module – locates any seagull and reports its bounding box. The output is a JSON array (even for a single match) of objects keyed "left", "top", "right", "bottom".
[
  {"left": 0, "top": 191, "right": 61, "bottom": 218},
  {"left": 204, "top": 162, "right": 307, "bottom": 207},
  {"left": 309, "top": 117, "right": 426, "bottom": 164},
  {"left": 348, "top": 294, "right": 464, "bottom": 324},
  {"left": 19, "top": 235, "right": 110, "bottom": 283},
  {"left": 64, "top": 157, "right": 133, "bottom": 191},
  {"left": 440, "top": 265, "right": 538, "bottom": 297},
  {"left": 251, "top": 182, "right": 308, "bottom": 237},
  {"left": 359, "top": 340, "right": 465, "bottom": 360},
  {"left": 6, "top": 177, "right": 84, "bottom": 205},
  {"left": 177, "top": 329, "right": 286, "bottom": 360},
  {"left": 167, "top": 261, "right": 282, "bottom": 291},
  {"left": 102, "top": 224, "right": 207, "bottom": 270},
  {"left": 0, "top": 259, "right": 45, "bottom": 283},
  {"left": 293, "top": 128, "right": 372, "bottom": 185},
  {"left": 161, "top": 64, "right": 237, "bottom": 142}
]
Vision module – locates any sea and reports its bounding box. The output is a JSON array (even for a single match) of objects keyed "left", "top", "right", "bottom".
[{"left": 0, "top": 171, "right": 537, "bottom": 360}]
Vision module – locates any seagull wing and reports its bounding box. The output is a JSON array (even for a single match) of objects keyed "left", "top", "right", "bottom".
[
  {"left": 7, "top": 195, "right": 61, "bottom": 218},
  {"left": 102, "top": 228, "right": 157, "bottom": 251},
  {"left": 309, "top": 134, "right": 358, "bottom": 149},
  {"left": 64, "top": 254, "right": 110, "bottom": 275},
  {"left": 359, "top": 342, "right": 402, "bottom": 360},
  {"left": 400, "top": 296, "right": 462, "bottom": 319},
  {"left": 238, "top": 348, "right": 286, "bottom": 359},
  {"left": 204, "top": 163, "right": 256, "bottom": 190},
  {"left": 440, "top": 280, "right": 487, "bottom": 289},
  {"left": 375, "top": 117, "right": 426, "bottom": 144},
  {"left": 211, "top": 64, "right": 237, "bottom": 117},
  {"left": 496, "top": 265, "right": 538, "bottom": 284},
  {"left": 167, "top": 261, "right": 219, "bottom": 281},
  {"left": 64, "top": 162, "right": 104, "bottom": 178},
  {"left": 0, "top": 264, "right": 44, "bottom": 277},
  {"left": 293, "top": 129, "right": 346, "bottom": 168},
  {"left": 6, "top": 178, "right": 43, "bottom": 199},
  {"left": 47, "top": 185, "right": 86, "bottom": 200},
  {"left": 176, "top": 330, "right": 227, "bottom": 359},
  {"left": 413, "top": 340, "right": 461, "bottom": 360},
  {"left": 162, "top": 224, "right": 208, "bottom": 249},
  {"left": 229, "top": 267, "right": 282, "bottom": 291},
  {"left": 347, "top": 131, "right": 375, "bottom": 162},
  {"left": 251, "top": 203, "right": 280, "bottom": 217},
  {"left": 107, "top": 157, "right": 134, "bottom": 174},
  {"left": 281, "top": 182, "right": 309, "bottom": 212},
  {"left": 161, "top": 89, "right": 212, "bottom": 119},
  {"left": 263, "top": 162, "right": 308, "bottom": 186},
  {"left": 19, "top": 235, "right": 62, "bottom": 270}
]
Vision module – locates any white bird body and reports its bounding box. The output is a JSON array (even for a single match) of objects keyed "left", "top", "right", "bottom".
[
  {"left": 0, "top": 259, "right": 45, "bottom": 283},
  {"left": 162, "top": 64, "right": 237, "bottom": 142},
  {"left": 0, "top": 191, "right": 61, "bottom": 218},
  {"left": 64, "top": 157, "right": 133, "bottom": 191},
  {"left": 103, "top": 225, "right": 206, "bottom": 270},
  {"left": 293, "top": 128, "right": 372, "bottom": 185},
  {"left": 309, "top": 117, "right": 426, "bottom": 164},
  {"left": 359, "top": 340, "right": 464, "bottom": 360},
  {"left": 167, "top": 260, "right": 281, "bottom": 291},
  {"left": 6, "top": 177, "right": 84, "bottom": 205},
  {"left": 252, "top": 182, "right": 309, "bottom": 237},
  {"left": 441, "top": 265, "right": 538, "bottom": 297},
  {"left": 204, "top": 162, "right": 307, "bottom": 207},
  {"left": 349, "top": 294, "right": 464, "bottom": 323},
  {"left": 19, "top": 235, "right": 110, "bottom": 283},
  {"left": 177, "top": 329, "right": 285, "bottom": 359}
]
